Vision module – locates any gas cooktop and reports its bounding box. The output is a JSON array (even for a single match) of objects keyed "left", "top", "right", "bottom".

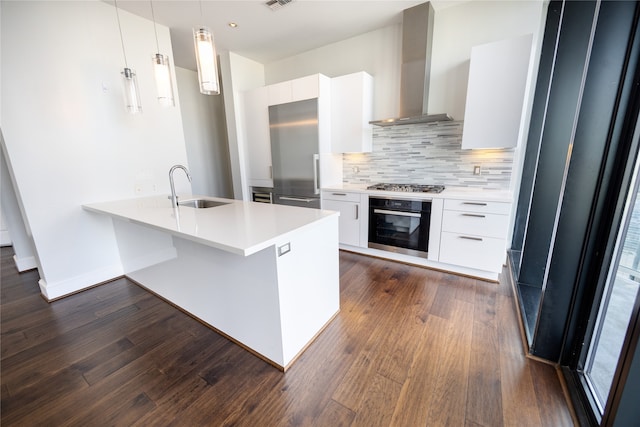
[{"left": 366, "top": 183, "right": 445, "bottom": 193}]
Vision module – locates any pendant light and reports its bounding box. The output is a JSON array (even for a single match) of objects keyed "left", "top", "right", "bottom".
[
  {"left": 193, "top": 1, "right": 220, "bottom": 95},
  {"left": 114, "top": 0, "right": 142, "bottom": 114},
  {"left": 149, "top": 0, "right": 175, "bottom": 106}
]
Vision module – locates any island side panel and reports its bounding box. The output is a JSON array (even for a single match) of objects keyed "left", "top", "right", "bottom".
[
  {"left": 111, "top": 218, "right": 286, "bottom": 367},
  {"left": 112, "top": 219, "right": 178, "bottom": 271},
  {"left": 275, "top": 215, "right": 340, "bottom": 366}
]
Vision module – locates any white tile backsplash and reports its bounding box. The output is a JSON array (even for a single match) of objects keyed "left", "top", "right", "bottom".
[{"left": 343, "top": 121, "right": 514, "bottom": 190}]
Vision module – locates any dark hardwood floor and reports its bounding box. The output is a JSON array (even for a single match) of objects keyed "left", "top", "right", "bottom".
[{"left": 1, "top": 246, "right": 574, "bottom": 426}]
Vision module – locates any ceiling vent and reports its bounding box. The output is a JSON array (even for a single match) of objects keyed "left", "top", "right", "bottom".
[{"left": 265, "top": 0, "right": 293, "bottom": 11}]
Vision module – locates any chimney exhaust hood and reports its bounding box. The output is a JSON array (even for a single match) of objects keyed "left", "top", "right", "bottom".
[{"left": 370, "top": 2, "right": 452, "bottom": 127}]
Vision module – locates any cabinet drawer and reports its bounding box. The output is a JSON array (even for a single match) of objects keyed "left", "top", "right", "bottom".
[
  {"left": 439, "top": 232, "right": 506, "bottom": 272},
  {"left": 322, "top": 191, "right": 361, "bottom": 203},
  {"left": 444, "top": 199, "right": 511, "bottom": 215},
  {"left": 442, "top": 211, "right": 509, "bottom": 239}
]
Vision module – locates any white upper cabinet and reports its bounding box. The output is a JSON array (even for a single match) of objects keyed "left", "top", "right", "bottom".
[
  {"left": 244, "top": 86, "right": 273, "bottom": 187},
  {"left": 267, "top": 74, "right": 325, "bottom": 106},
  {"left": 461, "top": 33, "right": 533, "bottom": 149},
  {"left": 291, "top": 74, "right": 322, "bottom": 102},
  {"left": 331, "top": 71, "right": 373, "bottom": 153},
  {"left": 266, "top": 80, "right": 292, "bottom": 106}
]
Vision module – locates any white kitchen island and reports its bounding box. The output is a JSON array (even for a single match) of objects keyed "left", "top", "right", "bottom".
[{"left": 83, "top": 196, "right": 340, "bottom": 371}]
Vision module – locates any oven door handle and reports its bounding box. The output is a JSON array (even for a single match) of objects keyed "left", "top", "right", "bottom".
[
  {"left": 373, "top": 209, "right": 421, "bottom": 218},
  {"left": 279, "top": 196, "right": 316, "bottom": 203}
]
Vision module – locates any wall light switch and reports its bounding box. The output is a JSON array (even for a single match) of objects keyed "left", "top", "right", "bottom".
[{"left": 473, "top": 165, "right": 481, "bottom": 175}]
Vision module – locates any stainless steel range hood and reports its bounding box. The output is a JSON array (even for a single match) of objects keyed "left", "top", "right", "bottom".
[{"left": 370, "top": 2, "right": 452, "bottom": 127}]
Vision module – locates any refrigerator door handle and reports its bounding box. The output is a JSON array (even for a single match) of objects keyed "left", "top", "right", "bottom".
[{"left": 313, "top": 154, "right": 320, "bottom": 195}]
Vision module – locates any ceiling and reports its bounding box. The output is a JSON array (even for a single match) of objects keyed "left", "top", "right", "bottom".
[{"left": 109, "top": 0, "right": 465, "bottom": 70}]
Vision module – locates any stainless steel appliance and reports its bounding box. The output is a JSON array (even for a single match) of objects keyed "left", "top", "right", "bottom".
[
  {"left": 369, "top": 3, "right": 453, "bottom": 127},
  {"left": 368, "top": 196, "right": 432, "bottom": 258},
  {"left": 251, "top": 187, "right": 273, "bottom": 204},
  {"left": 367, "top": 183, "right": 445, "bottom": 193},
  {"left": 269, "top": 99, "right": 321, "bottom": 209}
]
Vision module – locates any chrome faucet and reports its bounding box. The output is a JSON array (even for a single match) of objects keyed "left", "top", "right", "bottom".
[{"left": 169, "top": 164, "right": 192, "bottom": 207}]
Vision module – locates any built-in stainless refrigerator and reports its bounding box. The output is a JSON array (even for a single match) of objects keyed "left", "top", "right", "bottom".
[{"left": 269, "top": 98, "right": 321, "bottom": 209}]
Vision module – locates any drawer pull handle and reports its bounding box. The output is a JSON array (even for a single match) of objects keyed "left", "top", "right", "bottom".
[
  {"left": 459, "top": 236, "right": 483, "bottom": 241},
  {"left": 462, "top": 202, "right": 487, "bottom": 206},
  {"left": 462, "top": 213, "right": 486, "bottom": 218},
  {"left": 332, "top": 192, "right": 347, "bottom": 196}
]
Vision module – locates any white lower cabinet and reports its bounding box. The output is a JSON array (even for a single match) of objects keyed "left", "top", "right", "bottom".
[
  {"left": 439, "top": 232, "right": 507, "bottom": 272},
  {"left": 321, "top": 191, "right": 366, "bottom": 247},
  {"left": 438, "top": 199, "right": 510, "bottom": 272}
]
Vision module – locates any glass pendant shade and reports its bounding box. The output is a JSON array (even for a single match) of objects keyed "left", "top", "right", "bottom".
[
  {"left": 121, "top": 67, "right": 142, "bottom": 114},
  {"left": 193, "top": 27, "right": 220, "bottom": 95},
  {"left": 152, "top": 53, "right": 175, "bottom": 106}
]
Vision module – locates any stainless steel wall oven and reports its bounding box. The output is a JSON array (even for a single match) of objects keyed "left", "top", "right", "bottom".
[{"left": 368, "top": 196, "right": 431, "bottom": 258}]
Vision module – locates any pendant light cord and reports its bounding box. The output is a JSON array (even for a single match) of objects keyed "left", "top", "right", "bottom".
[
  {"left": 199, "top": 0, "right": 204, "bottom": 25},
  {"left": 114, "top": 0, "right": 129, "bottom": 68},
  {"left": 150, "top": 0, "right": 160, "bottom": 53}
]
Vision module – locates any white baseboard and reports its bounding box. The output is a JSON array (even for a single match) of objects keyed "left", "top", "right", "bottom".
[
  {"left": 36, "top": 246, "right": 176, "bottom": 301},
  {"left": 38, "top": 263, "right": 124, "bottom": 301},
  {"left": 13, "top": 254, "right": 37, "bottom": 272}
]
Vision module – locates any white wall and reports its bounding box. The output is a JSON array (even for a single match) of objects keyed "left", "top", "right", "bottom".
[
  {"left": 0, "top": 208, "right": 10, "bottom": 246},
  {"left": 1, "top": 1, "right": 191, "bottom": 299},
  {"left": 175, "top": 66, "right": 233, "bottom": 198},
  {"left": 264, "top": 1, "right": 545, "bottom": 122},
  {"left": 0, "top": 135, "right": 39, "bottom": 271}
]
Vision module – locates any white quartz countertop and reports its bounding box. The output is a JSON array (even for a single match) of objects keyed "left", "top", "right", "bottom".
[
  {"left": 83, "top": 195, "right": 338, "bottom": 256},
  {"left": 322, "top": 184, "right": 513, "bottom": 203}
]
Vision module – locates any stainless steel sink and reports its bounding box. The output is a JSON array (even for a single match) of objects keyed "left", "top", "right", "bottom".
[{"left": 178, "top": 199, "right": 229, "bottom": 209}]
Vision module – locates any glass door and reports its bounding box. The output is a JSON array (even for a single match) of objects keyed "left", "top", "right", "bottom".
[{"left": 583, "top": 155, "right": 640, "bottom": 415}]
